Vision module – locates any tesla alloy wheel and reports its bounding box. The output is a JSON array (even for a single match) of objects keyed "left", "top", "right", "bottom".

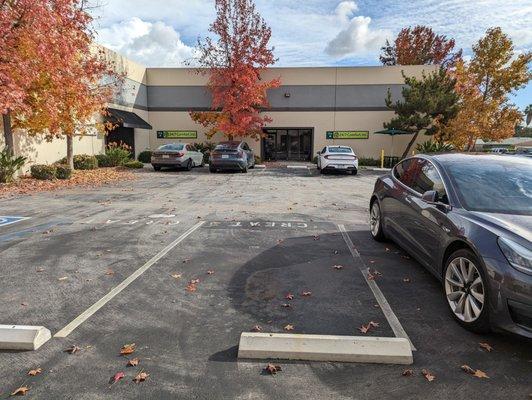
[
  {"left": 369, "top": 201, "right": 385, "bottom": 241},
  {"left": 444, "top": 250, "right": 490, "bottom": 333}
]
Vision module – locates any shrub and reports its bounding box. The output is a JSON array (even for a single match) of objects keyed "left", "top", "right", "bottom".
[
  {"left": 416, "top": 140, "right": 454, "bottom": 154},
  {"left": 56, "top": 154, "right": 98, "bottom": 170},
  {"left": 31, "top": 164, "right": 56, "bottom": 180},
  {"left": 105, "top": 142, "right": 132, "bottom": 166},
  {"left": 191, "top": 141, "right": 216, "bottom": 164},
  {"left": 0, "top": 147, "right": 26, "bottom": 183},
  {"left": 55, "top": 164, "right": 72, "bottom": 180},
  {"left": 312, "top": 156, "right": 318, "bottom": 164},
  {"left": 358, "top": 157, "right": 380, "bottom": 167},
  {"left": 123, "top": 160, "right": 144, "bottom": 169},
  {"left": 254, "top": 155, "right": 262, "bottom": 165},
  {"left": 137, "top": 150, "right": 152, "bottom": 163},
  {"left": 95, "top": 154, "right": 113, "bottom": 167}
]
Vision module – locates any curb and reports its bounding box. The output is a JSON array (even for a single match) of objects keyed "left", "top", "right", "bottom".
[
  {"left": 238, "top": 332, "right": 413, "bottom": 365},
  {"left": 0, "top": 325, "right": 51, "bottom": 351}
]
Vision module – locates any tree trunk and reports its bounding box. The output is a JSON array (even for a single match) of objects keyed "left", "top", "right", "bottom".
[
  {"left": 66, "top": 135, "right": 74, "bottom": 169},
  {"left": 401, "top": 131, "right": 419, "bottom": 159},
  {"left": 2, "top": 112, "right": 15, "bottom": 155}
]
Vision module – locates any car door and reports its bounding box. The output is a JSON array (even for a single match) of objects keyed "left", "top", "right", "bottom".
[
  {"left": 382, "top": 158, "right": 428, "bottom": 261},
  {"left": 318, "top": 147, "right": 326, "bottom": 168},
  {"left": 404, "top": 159, "right": 453, "bottom": 271}
]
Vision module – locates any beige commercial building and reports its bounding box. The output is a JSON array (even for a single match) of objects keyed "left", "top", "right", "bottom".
[{"left": 1, "top": 48, "right": 436, "bottom": 170}]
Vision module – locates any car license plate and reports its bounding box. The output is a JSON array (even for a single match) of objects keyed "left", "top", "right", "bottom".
[
  {"left": 222, "top": 154, "right": 229, "bottom": 159},
  {"left": 162, "top": 155, "right": 169, "bottom": 159},
  {"left": 338, "top": 165, "right": 347, "bottom": 169}
]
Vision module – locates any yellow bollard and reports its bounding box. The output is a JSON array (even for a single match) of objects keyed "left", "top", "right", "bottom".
[{"left": 381, "top": 149, "right": 384, "bottom": 169}]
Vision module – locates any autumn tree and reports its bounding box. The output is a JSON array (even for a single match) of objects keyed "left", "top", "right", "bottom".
[
  {"left": 443, "top": 28, "right": 531, "bottom": 150},
  {"left": 384, "top": 69, "right": 460, "bottom": 158},
  {"left": 0, "top": 0, "right": 56, "bottom": 154},
  {"left": 190, "top": 0, "right": 280, "bottom": 140},
  {"left": 525, "top": 104, "right": 532, "bottom": 126},
  {"left": 380, "top": 26, "right": 462, "bottom": 68}
]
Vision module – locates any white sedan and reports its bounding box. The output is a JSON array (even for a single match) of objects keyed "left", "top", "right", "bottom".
[
  {"left": 316, "top": 146, "right": 358, "bottom": 175},
  {"left": 151, "top": 143, "right": 204, "bottom": 171}
]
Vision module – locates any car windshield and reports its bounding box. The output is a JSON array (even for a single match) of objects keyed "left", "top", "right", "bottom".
[
  {"left": 158, "top": 144, "right": 184, "bottom": 151},
  {"left": 447, "top": 160, "right": 532, "bottom": 215},
  {"left": 215, "top": 143, "right": 239, "bottom": 150},
  {"left": 329, "top": 147, "right": 352, "bottom": 153}
]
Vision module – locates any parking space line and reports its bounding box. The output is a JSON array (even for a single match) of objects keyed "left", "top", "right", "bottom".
[
  {"left": 337, "top": 224, "right": 416, "bottom": 351},
  {"left": 54, "top": 221, "right": 205, "bottom": 338}
]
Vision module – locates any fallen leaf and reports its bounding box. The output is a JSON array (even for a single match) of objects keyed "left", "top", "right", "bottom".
[
  {"left": 313, "top": 235, "right": 320, "bottom": 241},
  {"left": 171, "top": 273, "right": 182, "bottom": 279},
  {"left": 358, "top": 321, "right": 379, "bottom": 334},
  {"left": 190, "top": 279, "right": 200, "bottom": 284},
  {"left": 332, "top": 265, "right": 343, "bottom": 270},
  {"left": 264, "top": 363, "right": 282, "bottom": 375},
  {"left": 284, "top": 324, "right": 294, "bottom": 331},
  {"left": 284, "top": 293, "right": 294, "bottom": 300},
  {"left": 133, "top": 371, "right": 149, "bottom": 383},
  {"left": 207, "top": 270, "right": 215, "bottom": 275},
  {"left": 421, "top": 369, "right": 436, "bottom": 382},
  {"left": 333, "top": 250, "right": 339, "bottom": 254},
  {"left": 301, "top": 291, "right": 312, "bottom": 297},
  {"left": 120, "top": 343, "right": 136, "bottom": 355},
  {"left": 58, "top": 276, "right": 68, "bottom": 281},
  {"left": 461, "top": 364, "right": 489, "bottom": 379},
  {"left": 185, "top": 283, "right": 197, "bottom": 292},
  {"left": 64, "top": 345, "right": 80, "bottom": 354},
  {"left": 479, "top": 342, "right": 493, "bottom": 352},
  {"left": 251, "top": 325, "right": 262, "bottom": 332},
  {"left": 127, "top": 358, "right": 140, "bottom": 367},
  {"left": 105, "top": 269, "right": 115, "bottom": 276},
  {"left": 281, "top": 303, "right": 291, "bottom": 308},
  {"left": 401, "top": 255, "right": 411, "bottom": 260},
  {"left": 402, "top": 369, "right": 414, "bottom": 376},
  {"left": 11, "top": 386, "right": 29, "bottom": 396},
  {"left": 182, "top": 258, "right": 191, "bottom": 263},
  {"left": 28, "top": 368, "right": 42, "bottom": 376},
  {"left": 277, "top": 239, "right": 284, "bottom": 244},
  {"left": 109, "top": 371, "right": 125, "bottom": 385},
  {"left": 403, "top": 277, "right": 411, "bottom": 283},
  {"left": 36, "top": 268, "right": 44, "bottom": 273},
  {"left": 21, "top": 302, "right": 28, "bottom": 306}
]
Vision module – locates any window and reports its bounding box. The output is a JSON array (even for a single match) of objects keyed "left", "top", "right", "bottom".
[
  {"left": 242, "top": 143, "right": 250, "bottom": 151},
  {"left": 328, "top": 147, "right": 353, "bottom": 154},
  {"left": 321, "top": 147, "right": 327, "bottom": 154},
  {"left": 158, "top": 144, "right": 184, "bottom": 151},
  {"left": 412, "top": 161, "right": 449, "bottom": 204}
]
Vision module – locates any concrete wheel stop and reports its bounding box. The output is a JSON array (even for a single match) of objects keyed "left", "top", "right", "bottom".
[
  {"left": 0, "top": 325, "right": 51, "bottom": 351},
  {"left": 238, "top": 332, "right": 413, "bottom": 365}
]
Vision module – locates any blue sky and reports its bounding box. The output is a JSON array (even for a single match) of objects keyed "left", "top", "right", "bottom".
[{"left": 92, "top": 0, "right": 531, "bottom": 111}]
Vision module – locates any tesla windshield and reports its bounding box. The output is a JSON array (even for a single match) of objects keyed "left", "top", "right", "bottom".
[{"left": 447, "top": 160, "right": 532, "bottom": 215}]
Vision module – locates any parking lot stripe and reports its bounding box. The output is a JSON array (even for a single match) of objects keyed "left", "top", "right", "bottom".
[
  {"left": 337, "top": 224, "right": 416, "bottom": 351},
  {"left": 54, "top": 221, "right": 206, "bottom": 338}
]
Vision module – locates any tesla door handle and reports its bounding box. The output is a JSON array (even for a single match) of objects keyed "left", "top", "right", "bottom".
[{"left": 405, "top": 197, "right": 412, "bottom": 204}]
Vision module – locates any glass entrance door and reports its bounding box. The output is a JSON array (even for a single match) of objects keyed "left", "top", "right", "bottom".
[{"left": 262, "top": 129, "right": 313, "bottom": 161}]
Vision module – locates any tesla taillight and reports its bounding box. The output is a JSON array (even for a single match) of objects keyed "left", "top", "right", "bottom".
[{"left": 176, "top": 152, "right": 184, "bottom": 157}]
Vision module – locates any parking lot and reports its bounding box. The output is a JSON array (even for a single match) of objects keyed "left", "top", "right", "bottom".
[{"left": 1, "top": 164, "right": 531, "bottom": 399}]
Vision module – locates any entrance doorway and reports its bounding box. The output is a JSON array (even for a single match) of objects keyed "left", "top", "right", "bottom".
[
  {"left": 106, "top": 126, "right": 135, "bottom": 157},
  {"left": 262, "top": 128, "right": 313, "bottom": 161}
]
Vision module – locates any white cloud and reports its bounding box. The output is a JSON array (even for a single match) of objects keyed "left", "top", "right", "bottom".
[
  {"left": 325, "top": 10, "right": 391, "bottom": 58},
  {"left": 96, "top": 17, "right": 196, "bottom": 67}
]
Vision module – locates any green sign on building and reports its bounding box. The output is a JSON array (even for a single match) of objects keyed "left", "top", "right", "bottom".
[
  {"left": 157, "top": 130, "right": 197, "bottom": 139},
  {"left": 326, "top": 131, "right": 369, "bottom": 140}
]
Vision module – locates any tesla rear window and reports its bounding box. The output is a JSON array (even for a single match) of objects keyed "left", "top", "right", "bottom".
[
  {"left": 447, "top": 161, "right": 532, "bottom": 215},
  {"left": 328, "top": 147, "right": 353, "bottom": 153}
]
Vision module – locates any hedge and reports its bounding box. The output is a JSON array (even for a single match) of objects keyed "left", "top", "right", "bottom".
[
  {"left": 123, "top": 160, "right": 144, "bottom": 169},
  {"left": 31, "top": 164, "right": 56, "bottom": 180},
  {"left": 137, "top": 150, "right": 152, "bottom": 163},
  {"left": 55, "top": 164, "right": 72, "bottom": 180},
  {"left": 57, "top": 154, "right": 98, "bottom": 170}
]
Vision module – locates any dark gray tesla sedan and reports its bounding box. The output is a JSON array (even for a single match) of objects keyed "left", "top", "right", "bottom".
[{"left": 369, "top": 153, "right": 531, "bottom": 338}]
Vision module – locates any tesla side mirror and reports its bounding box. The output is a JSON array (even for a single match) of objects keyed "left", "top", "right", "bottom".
[
  {"left": 317, "top": 151, "right": 321, "bottom": 155},
  {"left": 421, "top": 190, "right": 438, "bottom": 204}
]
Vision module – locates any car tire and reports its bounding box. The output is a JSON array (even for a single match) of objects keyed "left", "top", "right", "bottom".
[
  {"left": 241, "top": 165, "right": 248, "bottom": 173},
  {"left": 209, "top": 165, "right": 216, "bottom": 173},
  {"left": 443, "top": 249, "right": 491, "bottom": 334},
  {"left": 185, "top": 159, "right": 193, "bottom": 171},
  {"left": 369, "top": 200, "right": 386, "bottom": 241},
  {"left": 352, "top": 168, "right": 358, "bottom": 176},
  {"left": 153, "top": 165, "right": 161, "bottom": 171}
]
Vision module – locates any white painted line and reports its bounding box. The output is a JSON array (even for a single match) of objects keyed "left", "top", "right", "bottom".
[
  {"left": 338, "top": 224, "right": 416, "bottom": 351},
  {"left": 0, "top": 325, "right": 51, "bottom": 350},
  {"left": 238, "top": 332, "right": 413, "bottom": 364},
  {"left": 0, "top": 216, "right": 30, "bottom": 227},
  {"left": 54, "top": 221, "right": 205, "bottom": 338},
  {"left": 255, "top": 164, "right": 266, "bottom": 169},
  {"left": 287, "top": 165, "right": 309, "bottom": 169}
]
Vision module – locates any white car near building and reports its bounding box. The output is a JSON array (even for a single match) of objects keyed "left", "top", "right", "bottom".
[
  {"left": 316, "top": 146, "right": 359, "bottom": 175},
  {"left": 151, "top": 143, "right": 204, "bottom": 171}
]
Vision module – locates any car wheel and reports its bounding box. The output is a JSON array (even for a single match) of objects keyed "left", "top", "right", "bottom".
[
  {"left": 369, "top": 200, "right": 386, "bottom": 241},
  {"left": 352, "top": 168, "right": 358, "bottom": 176},
  {"left": 209, "top": 165, "right": 216, "bottom": 173},
  {"left": 153, "top": 165, "right": 161, "bottom": 171},
  {"left": 443, "top": 250, "right": 490, "bottom": 333},
  {"left": 185, "top": 159, "right": 193, "bottom": 171},
  {"left": 241, "top": 165, "right": 248, "bottom": 173}
]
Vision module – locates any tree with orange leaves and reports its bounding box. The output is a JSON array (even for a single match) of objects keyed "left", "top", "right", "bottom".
[
  {"left": 442, "top": 28, "right": 531, "bottom": 150},
  {"left": 380, "top": 25, "right": 462, "bottom": 69},
  {"left": 190, "top": 0, "right": 280, "bottom": 140}
]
